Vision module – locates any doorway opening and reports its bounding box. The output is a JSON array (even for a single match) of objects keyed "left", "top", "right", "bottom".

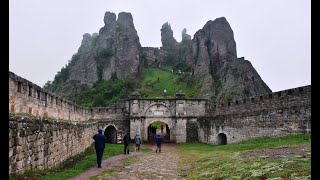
[
  {"left": 147, "top": 121, "right": 170, "bottom": 143},
  {"left": 217, "top": 133, "right": 227, "bottom": 145},
  {"left": 104, "top": 125, "right": 117, "bottom": 144}
]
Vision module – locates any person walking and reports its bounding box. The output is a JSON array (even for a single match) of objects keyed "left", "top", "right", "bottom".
[
  {"left": 155, "top": 134, "right": 162, "bottom": 153},
  {"left": 93, "top": 129, "right": 106, "bottom": 168},
  {"left": 123, "top": 132, "right": 131, "bottom": 154},
  {"left": 134, "top": 134, "right": 141, "bottom": 152}
]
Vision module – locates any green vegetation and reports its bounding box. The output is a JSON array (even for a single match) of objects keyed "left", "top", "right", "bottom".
[
  {"left": 150, "top": 121, "right": 166, "bottom": 129},
  {"left": 177, "top": 134, "right": 311, "bottom": 179},
  {"left": 9, "top": 144, "right": 125, "bottom": 180},
  {"left": 223, "top": 91, "right": 237, "bottom": 102},
  {"left": 74, "top": 78, "right": 134, "bottom": 107},
  {"left": 44, "top": 53, "right": 81, "bottom": 92},
  {"left": 138, "top": 67, "right": 202, "bottom": 98}
]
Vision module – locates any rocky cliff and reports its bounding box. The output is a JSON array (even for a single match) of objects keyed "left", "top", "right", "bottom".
[
  {"left": 46, "top": 11, "right": 271, "bottom": 104},
  {"left": 46, "top": 12, "right": 142, "bottom": 99},
  {"left": 190, "top": 17, "right": 271, "bottom": 100}
]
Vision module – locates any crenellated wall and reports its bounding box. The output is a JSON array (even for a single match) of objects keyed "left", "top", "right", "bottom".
[
  {"left": 9, "top": 71, "right": 126, "bottom": 121},
  {"left": 206, "top": 85, "right": 310, "bottom": 116},
  {"left": 194, "top": 85, "right": 311, "bottom": 144}
]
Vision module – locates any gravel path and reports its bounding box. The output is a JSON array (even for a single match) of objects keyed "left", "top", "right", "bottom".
[{"left": 68, "top": 143, "right": 179, "bottom": 180}]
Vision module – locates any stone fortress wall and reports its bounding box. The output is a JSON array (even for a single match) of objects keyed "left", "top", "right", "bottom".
[
  {"left": 195, "top": 85, "right": 311, "bottom": 144},
  {"left": 9, "top": 71, "right": 126, "bottom": 121},
  {"left": 9, "top": 72, "right": 129, "bottom": 174},
  {"left": 9, "top": 71, "right": 311, "bottom": 174}
]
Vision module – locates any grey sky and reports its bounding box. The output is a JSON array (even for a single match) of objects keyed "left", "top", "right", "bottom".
[{"left": 9, "top": 0, "right": 310, "bottom": 92}]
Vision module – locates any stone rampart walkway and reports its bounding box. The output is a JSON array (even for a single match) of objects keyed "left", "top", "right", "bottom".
[{"left": 68, "top": 144, "right": 179, "bottom": 180}]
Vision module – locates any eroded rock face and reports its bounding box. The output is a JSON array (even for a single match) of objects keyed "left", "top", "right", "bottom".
[
  {"left": 142, "top": 47, "right": 161, "bottom": 67},
  {"left": 182, "top": 28, "right": 191, "bottom": 41},
  {"left": 108, "top": 12, "right": 142, "bottom": 80},
  {"left": 66, "top": 11, "right": 142, "bottom": 83},
  {"left": 161, "top": 22, "right": 178, "bottom": 49},
  {"left": 190, "top": 17, "right": 271, "bottom": 99},
  {"left": 68, "top": 33, "right": 98, "bottom": 86}
]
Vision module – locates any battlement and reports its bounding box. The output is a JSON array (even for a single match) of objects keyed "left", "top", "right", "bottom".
[
  {"left": 9, "top": 71, "right": 125, "bottom": 121},
  {"left": 206, "top": 85, "right": 311, "bottom": 115}
]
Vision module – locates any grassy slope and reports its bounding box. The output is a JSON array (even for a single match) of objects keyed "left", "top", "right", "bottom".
[
  {"left": 177, "top": 134, "right": 311, "bottom": 179},
  {"left": 138, "top": 67, "right": 202, "bottom": 98}
]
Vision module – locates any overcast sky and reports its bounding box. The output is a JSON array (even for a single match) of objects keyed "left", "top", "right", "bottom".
[{"left": 9, "top": 0, "right": 310, "bottom": 92}]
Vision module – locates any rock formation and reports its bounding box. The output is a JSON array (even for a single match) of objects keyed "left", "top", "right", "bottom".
[
  {"left": 47, "top": 12, "right": 271, "bottom": 103},
  {"left": 182, "top": 28, "right": 191, "bottom": 41},
  {"left": 190, "top": 17, "right": 271, "bottom": 100},
  {"left": 160, "top": 22, "right": 178, "bottom": 50}
]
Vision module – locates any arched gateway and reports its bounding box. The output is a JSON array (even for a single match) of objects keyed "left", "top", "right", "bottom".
[{"left": 128, "top": 93, "right": 207, "bottom": 143}]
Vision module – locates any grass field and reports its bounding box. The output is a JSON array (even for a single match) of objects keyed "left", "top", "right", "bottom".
[
  {"left": 138, "top": 67, "right": 202, "bottom": 98},
  {"left": 177, "top": 134, "right": 311, "bottom": 179}
]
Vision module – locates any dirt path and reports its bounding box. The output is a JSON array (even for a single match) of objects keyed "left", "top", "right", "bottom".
[{"left": 68, "top": 143, "right": 179, "bottom": 180}]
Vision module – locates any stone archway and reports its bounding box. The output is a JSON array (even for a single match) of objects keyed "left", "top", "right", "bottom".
[
  {"left": 144, "top": 118, "right": 174, "bottom": 143},
  {"left": 217, "top": 133, "right": 227, "bottom": 145},
  {"left": 104, "top": 125, "right": 117, "bottom": 144},
  {"left": 147, "top": 121, "right": 171, "bottom": 143}
]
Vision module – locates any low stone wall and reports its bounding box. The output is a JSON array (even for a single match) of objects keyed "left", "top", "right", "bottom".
[{"left": 8, "top": 115, "right": 109, "bottom": 174}]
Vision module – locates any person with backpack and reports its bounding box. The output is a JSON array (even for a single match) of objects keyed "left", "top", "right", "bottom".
[{"left": 134, "top": 134, "right": 142, "bottom": 152}]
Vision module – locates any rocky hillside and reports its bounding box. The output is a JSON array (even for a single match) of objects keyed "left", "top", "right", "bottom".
[{"left": 45, "top": 11, "right": 271, "bottom": 105}]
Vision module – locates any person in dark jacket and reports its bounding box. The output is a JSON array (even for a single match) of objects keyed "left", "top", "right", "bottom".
[
  {"left": 134, "top": 134, "right": 141, "bottom": 152},
  {"left": 155, "top": 134, "right": 162, "bottom": 153},
  {"left": 123, "top": 132, "right": 131, "bottom": 154},
  {"left": 93, "top": 129, "right": 106, "bottom": 168}
]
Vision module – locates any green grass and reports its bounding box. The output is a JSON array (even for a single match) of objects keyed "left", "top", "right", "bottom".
[
  {"left": 177, "top": 134, "right": 311, "bottom": 179},
  {"left": 138, "top": 67, "right": 202, "bottom": 98},
  {"left": 10, "top": 144, "right": 125, "bottom": 180}
]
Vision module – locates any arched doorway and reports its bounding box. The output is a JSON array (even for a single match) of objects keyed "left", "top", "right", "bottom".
[
  {"left": 217, "top": 133, "right": 227, "bottom": 145},
  {"left": 104, "top": 125, "right": 117, "bottom": 144},
  {"left": 147, "top": 121, "right": 170, "bottom": 143}
]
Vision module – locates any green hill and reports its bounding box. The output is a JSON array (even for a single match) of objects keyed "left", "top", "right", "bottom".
[
  {"left": 137, "top": 67, "right": 202, "bottom": 98},
  {"left": 72, "top": 67, "right": 203, "bottom": 107}
]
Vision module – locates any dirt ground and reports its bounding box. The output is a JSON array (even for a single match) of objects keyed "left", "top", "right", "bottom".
[{"left": 71, "top": 143, "right": 180, "bottom": 180}]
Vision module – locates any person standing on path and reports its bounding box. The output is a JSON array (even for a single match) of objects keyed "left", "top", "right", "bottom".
[
  {"left": 93, "top": 129, "right": 106, "bottom": 168},
  {"left": 134, "top": 134, "right": 141, "bottom": 152},
  {"left": 155, "top": 134, "right": 162, "bottom": 153},
  {"left": 123, "top": 132, "right": 131, "bottom": 154}
]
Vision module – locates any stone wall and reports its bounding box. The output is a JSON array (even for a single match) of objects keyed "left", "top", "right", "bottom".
[
  {"left": 195, "top": 85, "right": 311, "bottom": 144},
  {"left": 8, "top": 115, "right": 110, "bottom": 174},
  {"left": 9, "top": 71, "right": 126, "bottom": 121}
]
